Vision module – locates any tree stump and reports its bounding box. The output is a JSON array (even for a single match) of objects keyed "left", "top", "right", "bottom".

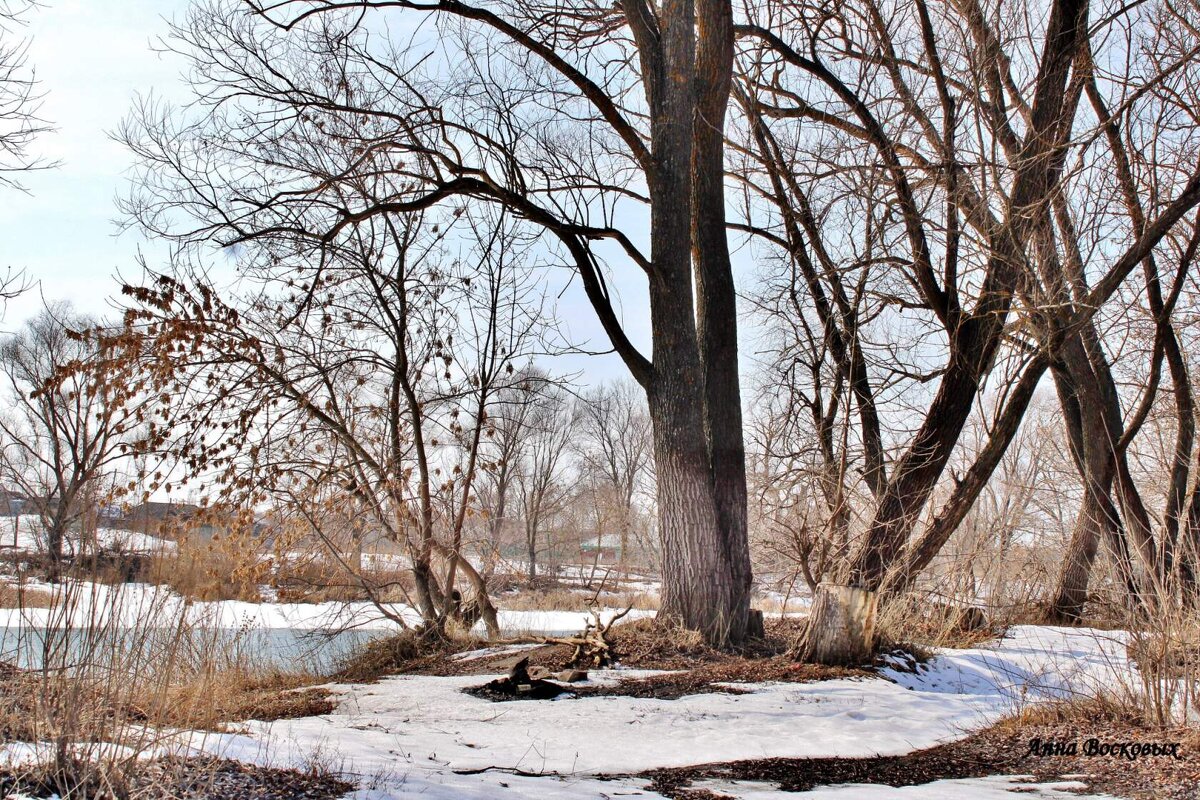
[{"left": 796, "top": 583, "right": 879, "bottom": 665}]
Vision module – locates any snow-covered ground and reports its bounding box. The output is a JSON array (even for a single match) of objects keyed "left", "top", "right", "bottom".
[
  {"left": 0, "top": 520, "right": 1146, "bottom": 797},
  {"left": 186, "top": 626, "right": 1132, "bottom": 799}
]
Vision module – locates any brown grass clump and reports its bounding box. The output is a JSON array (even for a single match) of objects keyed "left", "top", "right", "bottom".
[
  {"left": 332, "top": 628, "right": 487, "bottom": 682},
  {"left": 1, "top": 757, "right": 355, "bottom": 800},
  {"left": 0, "top": 658, "right": 332, "bottom": 739},
  {"left": 874, "top": 592, "right": 999, "bottom": 652},
  {"left": 145, "top": 534, "right": 266, "bottom": 602},
  {"left": 134, "top": 668, "right": 336, "bottom": 730},
  {"left": 0, "top": 584, "right": 53, "bottom": 608},
  {"left": 603, "top": 616, "right": 800, "bottom": 669}
]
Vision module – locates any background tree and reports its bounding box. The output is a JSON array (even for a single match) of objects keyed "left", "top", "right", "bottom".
[
  {"left": 0, "top": 305, "right": 140, "bottom": 579},
  {"left": 515, "top": 383, "right": 572, "bottom": 587},
  {"left": 573, "top": 380, "right": 653, "bottom": 579},
  {"left": 118, "top": 207, "right": 553, "bottom": 637}
]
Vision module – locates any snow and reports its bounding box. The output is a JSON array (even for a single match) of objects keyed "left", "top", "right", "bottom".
[
  {"left": 191, "top": 625, "right": 1131, "bottom": 798},
  {"left": 94, "top": 527, "right": 177, "bottom": 553}
]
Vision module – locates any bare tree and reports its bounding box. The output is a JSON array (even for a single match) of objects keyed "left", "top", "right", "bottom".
[
  {"left": 515, "top": 383, "right": 573, "bottom": 587},
  {"left": 119, "top": 0, "right": 755, "bottom": 644},
  {"left": 118, "top": 207, "right": 552, "bottom": 637},
  {"left": 0, "top": 0, "right": 51, "bottom": 190},
  {"left": 116, "top": 0, "right": 1200, "bottom": 654},
  {"left": 0, "top": 306, "right": 140, "bottom": 579},
  {"left": 573, "top": 380, "right": 653, "bottom": 579},
  {"left": 736, "top": 0, "right": 1200, "bottom": 660}
]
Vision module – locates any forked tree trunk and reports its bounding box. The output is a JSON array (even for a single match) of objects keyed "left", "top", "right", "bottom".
[
  {"left": 638, "top": 0, "right": 753, "bottom": 648},
  {"left": 796, "top": 583, "right": 879, "bottom": 665},
  {"left": 1047, "top": 346, "right": 1144, "bottom": 621}
]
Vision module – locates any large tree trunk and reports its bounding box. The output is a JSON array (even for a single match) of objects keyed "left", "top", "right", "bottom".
[
  {"left": 1049, "top": 491, "right": 1108, "bottom": 622},
  {"left": 639, "top": 0, "right": 752, "bottom": 647},
  {"left": 650, "top": 379, "right": 751, "bottom": 645},
  {"left": 45, "top": 520, "right": 65, "bottom": 583},
  {"left": 1047, "top": 347, "right": 1142, "bottom": 620}
]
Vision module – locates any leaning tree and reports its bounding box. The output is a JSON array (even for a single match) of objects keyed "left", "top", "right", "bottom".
[{"left": 733, "top": 0, "right": 1200, "bottom": 660}]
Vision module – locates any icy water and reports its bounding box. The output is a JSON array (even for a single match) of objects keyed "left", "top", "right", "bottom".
[{"left": 0, "top": 625, "right": 388, "bottom": 673}]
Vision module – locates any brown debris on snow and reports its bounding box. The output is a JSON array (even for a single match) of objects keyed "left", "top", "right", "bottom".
[{"left": 645, "top": 713, "right": 1200, "bottom": 800}]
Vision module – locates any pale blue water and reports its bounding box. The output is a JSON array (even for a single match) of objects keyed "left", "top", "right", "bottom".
[{"left": 0, "top": 626, "right": 388, "bottom": 674}]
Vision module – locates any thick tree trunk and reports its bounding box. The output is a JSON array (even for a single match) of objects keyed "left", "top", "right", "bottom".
[
  {"left": 1046, "top": 347, "right": 1147, "bottom": 620},
  {"left": 651, "top": 385, "right": 751, "bottom": 645},
  {"left": 639, "top": 0, "right": 752, "bottom": 648},
  {"left": 410, "top": 558, "right": 443, "bottom": 628},
  {"left": 45, "top": 523, "right": 64, "bottom": 583},
  {"left": 1048, "top": 490, "right": 1107, "bottom": 622}
]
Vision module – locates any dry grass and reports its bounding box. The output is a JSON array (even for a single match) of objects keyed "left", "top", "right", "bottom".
[
  {"left": 497, "top": 586, "right": 660, "bottom": 612},
  {"left": 134, "top": 668, "right": 335, "bottom": 730},
  {"left": 271, "top": 558, "right": 414, "bottom": 604},
  {"left": 874, "top": 591, "right": 999, "bottom": 651},
  {"left": 0, "top": 579, "right": 335, "bottom": 798},
  {"left": 756, "top": 595, "right": 812, "bottom": 615},
  {"left": 0, "top": 583, "right": 53, "bottom": 608},
  {"left": 145, "top": 535, "right": 266, "bottom": 602}
]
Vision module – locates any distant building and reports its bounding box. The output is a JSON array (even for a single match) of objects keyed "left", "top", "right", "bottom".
[
  {"left": 0, "top": 489, "right": 27, "bottom": 517},
  {"left": 580, "top": 533, "right": 623, "bottom": 565}
]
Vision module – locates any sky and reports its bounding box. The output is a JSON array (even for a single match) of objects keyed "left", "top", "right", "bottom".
[
  {"left": 0, "top": 0, "right": 693, "bottom": 387},
  {"left": 1, "top": 0, "right": 194, "bottom": 325}
]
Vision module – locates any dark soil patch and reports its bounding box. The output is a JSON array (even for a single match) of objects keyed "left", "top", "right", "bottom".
[
  {"left": 645, "top": 717, "right": 1200, "bottom": 800},
  {"left": 580, "top": 658, "right": 870, "bottom": 701},
  {"left": 465, "top": 675, "right": 576, "bottom": 701},
  {"left": 0, "top": 757, "right": 354, "bottom": 800}
]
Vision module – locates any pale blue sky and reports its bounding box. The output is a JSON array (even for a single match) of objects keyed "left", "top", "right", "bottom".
[{"left": 1, "top": 0, "right": 194, "bottom": 325}]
